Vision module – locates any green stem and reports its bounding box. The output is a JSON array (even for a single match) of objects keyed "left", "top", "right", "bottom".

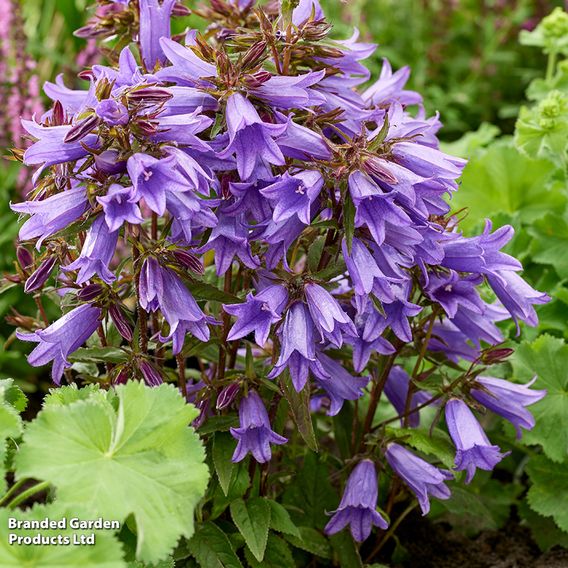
[
  {"left": 546, "top": 50, "right": 557, "bottom": 84},
  {"left": 6, "top": 481, "right": 50, "bottom": 509},
  {"left": 0, "top": 478, "right": 29, "bottom": 507}
]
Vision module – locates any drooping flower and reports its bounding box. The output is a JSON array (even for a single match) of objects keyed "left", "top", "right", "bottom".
[
  {"left": 223, "top": 284, "right": 289, "bottom": 346},
  {"left": 324, "top": 460, "right": 388, "bottom": 542},
  {"left": 471, "top": 376, "right": 546, "bottom": 439},
  {"left": 385, "top": 444, "right": 453, "bottom": 515},
  {"left": 138, "top": 0, "right": 176, "bottom": 70},
  {"left": 269, "top": 301, "right": 317, "bottom": 391},
  {"left": 11, "top": 186, "right": 89, "bottom": 248},
  {"left": 383, "top": 366, "right": 430, "bottom": 428},
  {"left": 445, "top": 398, "right": 509, "bottom": 483},
  {"left": 63, "top": 216, "right": 119, "bottom": 284},
  {"left": 230, "top": 390, "right": 287, "bottom": 463},
  {"left": 219, "top": 93, "right": 288, "bottom": 180},
  {"left": 96, "top": 184, "right": 144, "bottom": 232},
  {"left": 17, "top": 304, "right": 101, "bottom": 384},
  {"left": 139, "top": 257, "right": 212, "bottom": 354},
  {"left": 304, "top": 282, "right": 357, "bottom": 347}
]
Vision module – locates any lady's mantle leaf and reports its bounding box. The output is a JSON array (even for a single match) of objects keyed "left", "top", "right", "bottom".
[
  {"left": 15, "top": 382, "right": 209, "bottom": 565},
  {"left": 0, "top": 502, "right": 125, "bottom": 567}
]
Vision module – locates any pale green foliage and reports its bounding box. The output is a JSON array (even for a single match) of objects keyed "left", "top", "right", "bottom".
[
  {"left": 0, "top": 502, "right": 125, "bottom": 567},
  {"left": 15, "top": 382, "right": 209, "bottom": 564},
  {"left": 520, "top": 7, "right": 568, "bottom": 55}
]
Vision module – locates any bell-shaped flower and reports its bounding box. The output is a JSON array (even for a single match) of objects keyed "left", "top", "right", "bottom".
[
  {"left": 219, "top": 93, "right": 287, "bottom": 180},
  {"left": 230, "top": 390, "right": 287, "bottom": 463},
  {"left": 139, "top": 0, "right": 176, "bottom": 70},
  {"left": 383, "top": 366, "right": 430, "bottom": 428},
  {"left": 471, "top": 376, "right": 546, "bottom": 439},
  {"left": 223, "top": 285, "right": 289, "bottom": 347},
  {"left": 385, "top": 444, "right": 453, "bottom": 515},
  {"left": 97, "top": 184, "right": 144, "bottom": 232},
  {"left": 324, "top": 460, "right": 388, "bottom": 542},
  {"left": 63, "top": 216, "right": 119, "bottom": 284},
  {"left": 17, "top": 304, "right": 101, "bottom": 384},
  {"left": 304, "top": 282, "right": 357, "bottom": 348},
  {"left": 445, "top": 399, "right": 509, "bottom": 483}
]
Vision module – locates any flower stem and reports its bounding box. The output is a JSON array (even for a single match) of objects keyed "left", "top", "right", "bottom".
[{"left": 5, "top": 481, "right": 50, "bottom": 509}]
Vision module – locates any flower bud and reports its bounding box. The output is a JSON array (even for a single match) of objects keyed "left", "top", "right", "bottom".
[
  {"left": 480, "top": 347, "right": 514, "bottom": 365},
  {"left": 94, "top": 150, "right": 127, "bottom": 175},
  {"left": 241, "top": 41, "right": 268, "bottom": 69},
  {"left": 244, "top": 70, "right": 272, "bottom": 88},
  {"left": 64, "top": 115, "right": 100, "bottom": 143},
  {"left": 16, "top": 246, "right": 33, "bottom": 271},
  {"left": 216, "top": 382, "right": 240, "bottom": 410},
  {"left": 77, "top": 283, "right": 103, "bottom": 301},
  {"left": 139, "top": 360, "right": 163, "bottom": 387},
  {"left": 109, "top": 304, "right": 133, "bottom": 342},
  {"left": 51, "top": 101, "right": 66, "bottom": 126},
  {"left": 173, "top": 250, "right": 204, "bottom": 274},
  {"left": 95, "top": 99, "right": 129, "bottom": 126},
  {"left": 134, "top": 120, "right": 158, "bottom": 136},
  {"left": 172, "top": 2, "right": 191, "bottom": 16},
  {"left": 24, "top": 256, "right": 57, "bottom": 293},
  {"left": 127, "top": 87, "right": 173, "bottom": 104}
]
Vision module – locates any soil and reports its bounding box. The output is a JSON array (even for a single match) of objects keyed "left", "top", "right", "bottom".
[{"left": 387, "top": 515, "right": 568, "bottom": 568}]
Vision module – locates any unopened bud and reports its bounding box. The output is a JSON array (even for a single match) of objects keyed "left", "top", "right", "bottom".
[
  {"left": 173, "top": 250, "right": 204, "bottom": 274},
  {"left": 109, "top": 304, "right": 133, "bottom": 342},
  {"left": 52, "top": 101, "right": 66, "bottom": 126},
  {"left": 481, "top": 347, "right": 515, "bottom": 364},
  {"left": 241, "top": 41, "right": 267, "bottom": 69},
  {"left": 216, "top": 382, "right": 240, "bottom": 410},
  {"left": 16, "top": 247, "right": 33, "bottom": 271},
  {"left": 363, "top": 157, "right": 398, "bottom": 184},
  {"left": 139, "top": 360, "right": 163, "bottom": 387},
  {"left": 77, "top": 283, "right": 103, "bottom": 301},
  {"left": 127, "top": 87, "right": 173, "bottom": 104},
  {"left": 172, "top": 2, "right": 191, "bottom": 16},
  {"left": 244, "top": 70, "right": 272, "bottom": 88},
  {"left": 94, "top": 150, "right": 127, "bottom": 175},
  {"left": 64, "top": 115, "right": 100, "bottom": 143},
  {"left": 134, "top": 120, "right": 158, "bottom": 136},
  {"left": 24, "top": 256, "right": 57, "bottom": 293}
]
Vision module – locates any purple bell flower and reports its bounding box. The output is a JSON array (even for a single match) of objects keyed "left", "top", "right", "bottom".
[
  {"left": 383, "top": 366, "right": 430, "bottom": 428},
  {"left": 260, "top": 170, "right": 324, "bottom": 225},
  {"left": 95, "top": 99, "right": 129, "bottom": 126},
  {"left": 12, "top": 186, "right": 89, "bottom": 248},
  {"left": 424, "top": 271, "right": 484, "bottom": 319},
  {"left": 324, "top": 460, "right": 388, "bottom": 542},
  {"left": 268, "top": 301, "right": 316, "bottom": 391},
  {"left": 304, "top": 282, "right": 357, "bottom": 348},
  {"left": 97, "top": 184, "right": 144, "bottom": 232},
  {"left": 127, "top": 153, "right": 190, "bottom": 216},
  {"left": 385, "top": 444, "right": 453, "bottom": 515},
  {"left": 230, "top": 390, "right": 287, "bottom": 463},
  {"left": 223, "top": 284, "right": 289, "bottom": 346},
  {"left": 219, "top": 93, "right": 287, "bottom": 180},
  {"left": 139, "top": 0, "right": 176, "bottom": 70},
  {"left": 17, "top": 304, "right": 101, "bottom": 385},
  {"left": 471, "top": 376, "right": 546, "bottom": 439},
  {"left": 63, "top": 216, "right": 119, "bottom": 285},
  {"left": 445, "top": 399, "right": 509, "bottom": 483},
  {"left": 139, "top": 258, "right": 212, "bottom": 354}
]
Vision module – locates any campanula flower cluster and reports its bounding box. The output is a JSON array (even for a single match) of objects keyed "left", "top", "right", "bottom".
[{"left": 11, "top": 0, "right": 548, "bottom": 543}]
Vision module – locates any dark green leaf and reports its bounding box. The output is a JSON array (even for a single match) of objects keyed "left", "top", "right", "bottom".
[
  {"left": 267, "top": 500, "right": 300, "bottom": 538},
  {"left": 230, "top": 498, "right": 271, "bottom": 562},
  {"left": 285, "top": 527, "right": 332, "bottom": 559},
  {"left": 187, "top": 522, "right": 243, "bottom": 568},
  {"left": 213, "top": 433, "right": 235, "bottom": 497}
]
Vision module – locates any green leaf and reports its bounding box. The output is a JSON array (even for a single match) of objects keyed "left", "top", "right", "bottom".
[
  {"left": 387, "top": 427, "right": 455, "bottom": 469},
  {"left": 44, "top": 384, "right": 102, "bottom": 407},
  {"left": 186, "top": 280, "right": 242, "bottom": 304},
  {"left": 529, "top": 213, "right": 568, "bottom": 278},
  {"left": 244, "top": 534, "right": 294, "bottom": 568},
  {"left": 0, "top": 379, "right": 25, "bottom": 494},
  {"left": 187, "top": 522, "right": 243, "bottom": 568},
  {"left": 280, "top": 371, "right": 318, "bottom": 452},
  {"left": 512, "top": 335, "right": 568, "bottom": 462},
  {"left": 343, "top": 191, "right": 356, "bottom": 252},
  {"left": 518, "top": 500, "right": 568, "bottom": 552},
  {"left": 0, "top": 379, "right": 27, "bottom": 413},
  {"left": 526, "top": 454, "right": 568, "bottom": 532},
  {"left": 452, "top": 141, "right": 564, "bottom": 232},
  {"left": 68, "top": 346, "right": 129, "bottom": 364},
  {"left": 329, "top": 531, "right": 363, "bottom": 568},
  {"left": 0, "top": 502, "right": 125, "bottom": 567},
  {"left": 213, "top": 433, "right": 235, "bottom": 497},
  {"left": 267, "top": 500, "right": 301, "bottom": 538},
  {"left": 285, "top": 527, "right": 332, "bottom": 559},
  {"left": 229, "top": 497, "right": 270, "bottom": 562},
  {"left": 15, "top": 382, "right": 209, "bottom": 564}
]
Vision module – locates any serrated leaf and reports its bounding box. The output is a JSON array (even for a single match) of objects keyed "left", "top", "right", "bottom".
[
  {"left": 518, "top": 500, "right": 568, "bottom": 552},
  {"left": 387, "top": 427, "right": 455, "bottom": 469},
  {"left": 280, "top": 371, "right": 318, "bottom": 452},
  {"left": 213, "top": 432, "right": 235, "bottom": 496},
  {"left": 44, "top": 384, "right": 102, "bottom": 406},
  {"left": 0, "top": 379, "right": 27, "bottom": 413},
  {"left": 285, "top": 527, "right": 332, "bottom": 559},
  {"left": 267, "top": 500, "right": 300, "bottom": 538},
  {"left": 526, "top": 455, "right": 568, "bottom": 533},
  {"left": 230, "top": 498, "right": 270, "bottom": 562},
  {"left": 0, "top": 502, "right": 125, "bottom": 567},
  {"left": 244, "top": 534, "right": 294, "bottom": 568},
  {"left": 529, "top": 213, "right": 568, "bottom": 278},
  {"left": 15, "top": 382, "right": 209, "bottom": 564},
  {"left": 68, "top": 346, "right": 129, "bottom": 364},
  {"left": 187, "top": 522, "right": 243, "bottom": 568},
  {"left": 512, "top": 334, "right": 568, "bottom": 462}
]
